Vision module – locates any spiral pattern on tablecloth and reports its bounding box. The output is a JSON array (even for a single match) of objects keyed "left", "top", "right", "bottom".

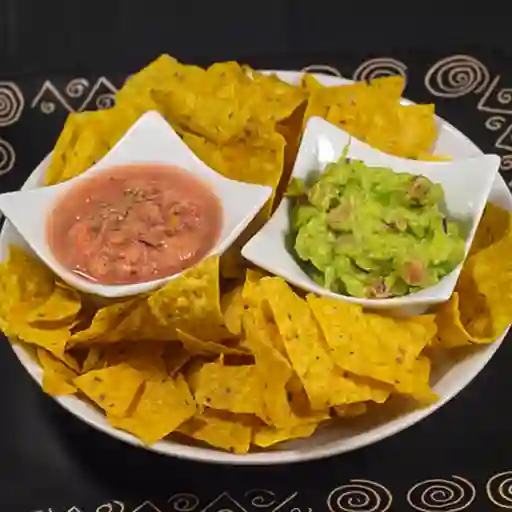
[
  {"left": 244, "top": 489, "right": 277, "bottom": 508},
  {"left": 352, "top": 58, "right": 407, "bottom": 82},
  {"left": 302, "top": 64, "right": 343, "bottom": 78},
  {"left": 168, "top": 493, "right": 200, "bottom": 512},
  {"left": 0, "top": 138, "right": 15, "bottom": 175},
  {"left": 66, "top": 78, "right": 89, "bottom": 98},
  {"left": 424, "top": 55, "right": 490, "bottom": 98},
  {"left": 406, "top": 476, "right": 476, "bottom": 511},
  {"left": 485, "top": 115, "right": 507, "bottom": 131},
  {"left": 487, "top": 471, "right": 512, "bottom": 508},
  {"left": 95, "top": 501, "right": 125, "bottom": 512},
  {"left": 327, "top": 480, "right": 392, "bottom": 512},
  {"left": 0, "top": 82, "right": 24, "bottom": 126},
  {"left": 96, "top": 92, "right": 116, "bottom": 110}
]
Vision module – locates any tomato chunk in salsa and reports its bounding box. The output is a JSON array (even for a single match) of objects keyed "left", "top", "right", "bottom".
[{"left": 47, "top": 164, "right": 222, "bottom": 285}]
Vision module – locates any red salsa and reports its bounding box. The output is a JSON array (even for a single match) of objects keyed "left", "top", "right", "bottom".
[{"left": 47, "top": 164, "right": 222, "bottom": 285}]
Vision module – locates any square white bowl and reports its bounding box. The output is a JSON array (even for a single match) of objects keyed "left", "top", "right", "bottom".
[
  {"left": 242, "top": 117, "right": 501, "bottom": 314},
  {"left": 0, "top": 111, "right": 272, "bottom": 299}
]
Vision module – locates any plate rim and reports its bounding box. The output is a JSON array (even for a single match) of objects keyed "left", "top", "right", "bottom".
[{"left": 4, "top": 69, "right": 510, "bottom": 465}]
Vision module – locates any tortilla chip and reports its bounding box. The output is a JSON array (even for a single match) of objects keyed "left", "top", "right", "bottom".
[
  {"left": 245, "top": 70, "right": 307, "bottom": 125},
  {"left": 333, "top": 402, "right": 367, "bottom": 418},
  {"left": 307, "top": 295, "right": 435, "bottom": 395},
  {"left": 26, "top": 284, "right": 81, "bottom": 325},
  {"left": 242, "top": 307, "right": 295, "bottom": 427},
  {"left": 109, "top": 374, "right": 196, "bottom": 445},
  {"left": 148, "top": 256, "right": 229, "bottom": 342},
  {"left": 45, "top": 113, "right": 85, "bottom": 185},
  {"left": 163, "top": 344, "right": 191, "bottom": 377},
  {"left": 392, "top": 356, "right": 438, "bottom": 404},
  {"left": 435, "top": 292, "right": 493, "bottom": 347},
  {"left": 120, "top": 55, "right": 252, "bottom": 145},
  {"left": 69, "top": 300, "right": 137, "bottom": 346},
  {"left": 469, "top": 202, "right": 512, "bottom": 256},
  {"left": 14, "top": 323, "right": 74, "bottom": 366},
  {"left": 101, "top": 342, "right": 168, "bottom": 378},
  {"left": 179, "top": 410, "right": 252, "bottom": 454},
  {"left": 37, "top": 348, "right": 78, "bottom": 396},
  {"left": 259, "top": 278, "right": 390, "bottom": 409},
  {"left": 469, "top": 234, "right": 512, "bottom": 336},
  {"left": 300, "top": 73, "right": 325, "bottom": 93},
  {"left": 183, "top": 129, "right": 285, "bottom": 206},
  {"left": 190, "top": 360, "right": 266, "bottom": 419},
  {"left": 302, "top": 77, "right": 437, "bottom": 159},
  {"left": 101, "top": 301, "right": 172, "bottom": 343},
  {"left": 81, "top": 347, "right": 105, "bottom": 373},
  {"left": 0, "top": 246, "right": 54, "bottom": 320},
  {"left": 253, "top": 422, "right": 319, "bottom": 448},
  {"left": 369, "top": 75, "right": 405, "bottom": 101},
  {"left": 176, "top": 328, "right": 246, "bottom": 356},
  {"left": 221, "top": 286, "right": 245, "bottom": 336},
  {"left": 74, "top": 363, "right": 145, "bottom": 417}
]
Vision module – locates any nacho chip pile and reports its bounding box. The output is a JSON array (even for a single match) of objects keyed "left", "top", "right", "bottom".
[
  {"left": 1, "top": 55, "right": 510, "bottom": 454},
  {"left": 2, "top": 202, "right": 511, "bottom": 453},
  {"left": 43, "top": 55, "right": 440, "bottom": 278}
]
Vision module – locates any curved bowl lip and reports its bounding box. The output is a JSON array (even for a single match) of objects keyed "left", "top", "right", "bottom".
[{"left": 3, "top": 69, "right": 511, "bottom": 465}]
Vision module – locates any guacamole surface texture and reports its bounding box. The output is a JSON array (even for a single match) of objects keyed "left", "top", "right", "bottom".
[{"left": 287, "top": 156, "right": 465, "bottom": 298}]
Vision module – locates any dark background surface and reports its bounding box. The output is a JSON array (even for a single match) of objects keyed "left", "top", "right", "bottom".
[{"left": 1, "top": 3, "right": 512, "bottom": 511}]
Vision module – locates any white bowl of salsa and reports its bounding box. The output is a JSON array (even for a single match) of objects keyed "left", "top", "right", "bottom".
[
  {"left": 0, "top": 111, "right": 272, "bottom": 298},
  {"left": 242, "top": 117, "right": 501, "bottom": 315}
]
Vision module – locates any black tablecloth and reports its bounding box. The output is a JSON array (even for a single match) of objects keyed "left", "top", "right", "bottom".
[{"left": 2, "top": 5, "right": 512, "bottom": 511}]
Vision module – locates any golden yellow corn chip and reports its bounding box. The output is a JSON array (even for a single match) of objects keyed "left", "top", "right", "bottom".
[
  {"left": 176, "top": 328, "right": 246, "bottom": 356},
  {"left": 435, "top": 292, "right": 493, "bottom": 347},
  {"left": 26, "top": 284, "right": 81, "bottom": 325},
  {"left": 101, "top": 342, "right": 168, "bottom": 378},
  {"left": 190, "top": 360, "right": 266, "bottom": 419},
  {"left": 392, "top": 356, "right": 438, "bottom": 405},
  {"left": 148, "top": 256, "right": 229, "bottom": 342},
  {"left": 14, "top": 323, "right": 74, "bottom": 366},
  {"left": 246, "top": 71, "right": 307, "bottom": 125},
  {"left": 45, "top": 113, "right": 85, "bottom": 185},
  {"left": 368, "top": 75, "right": 405, "bottom": 101},
  {"left": 163, "top": 345, "right": 191, "bottom": 377},
  {"left": 74, "top": 363, "right": 145, "bottom": 417},
  {"left": 121, "top": 55, "right": 252, "bottom": 145},
  {"left": 242, "top": 307, "right": 295, "bottom": 428},
  {"left": 179, "top": 410, "right": 252, "bottom": 454},
  {"left": 469, "top": 202, "right": 512, "bottom": 256},
  {"left": 221, "top": 286, "right": 245, "bottom": 336},
  {"left": 253, "top": 422, "right": 320, "bottom": 448},
  {"left": 300, "top": 73, "right": 325, "bottom": 93},
  {"left": 470, "top": 234, "right": 512, "bottom": 335},
  {"left": 307, "top": 295, "right": 435, "bottom": 395},
  {"left": 37, "top": 348, "right": 78, "bottom": 396},
  {"left": 69, "top": 300, "right": 137, "bottom": 346},
  {"left": 183, "top": 129, "right": 285, "bottom": 204},
  {"left": 333, "top": 403, "right": 367, "bottom": 418},
  {"left": 109, "top": 374, "right": 196, "bottom": 445},
  {"left": 259, "top": 278, "right": 390, "bottom": 409},
  {"left": 81, "top": 347, "right": 105, "bottom": 373},
  {"left": 102, "top": 301, "right": 172, "bottom": 343},
  {"left": 0, "top": 246, "right": 54, "bottom": 317}
]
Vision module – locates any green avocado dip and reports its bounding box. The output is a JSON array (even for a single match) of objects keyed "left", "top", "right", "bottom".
[{"left": 286, "top": 154, "right": 466, "bottom": 299}]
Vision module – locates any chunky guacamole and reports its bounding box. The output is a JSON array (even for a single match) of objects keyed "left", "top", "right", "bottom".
[{"left": 287, "top": 155, "right": 465, "bottom": 298}]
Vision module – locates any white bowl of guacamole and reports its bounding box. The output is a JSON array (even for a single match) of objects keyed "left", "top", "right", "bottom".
[{"left": 243, "top": 117, "right": 500, "bottom": 314}]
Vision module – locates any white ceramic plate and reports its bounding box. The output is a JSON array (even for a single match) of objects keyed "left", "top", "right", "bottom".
[{"left": 3, "top": 71, "right": 511, "bottom": 465}]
